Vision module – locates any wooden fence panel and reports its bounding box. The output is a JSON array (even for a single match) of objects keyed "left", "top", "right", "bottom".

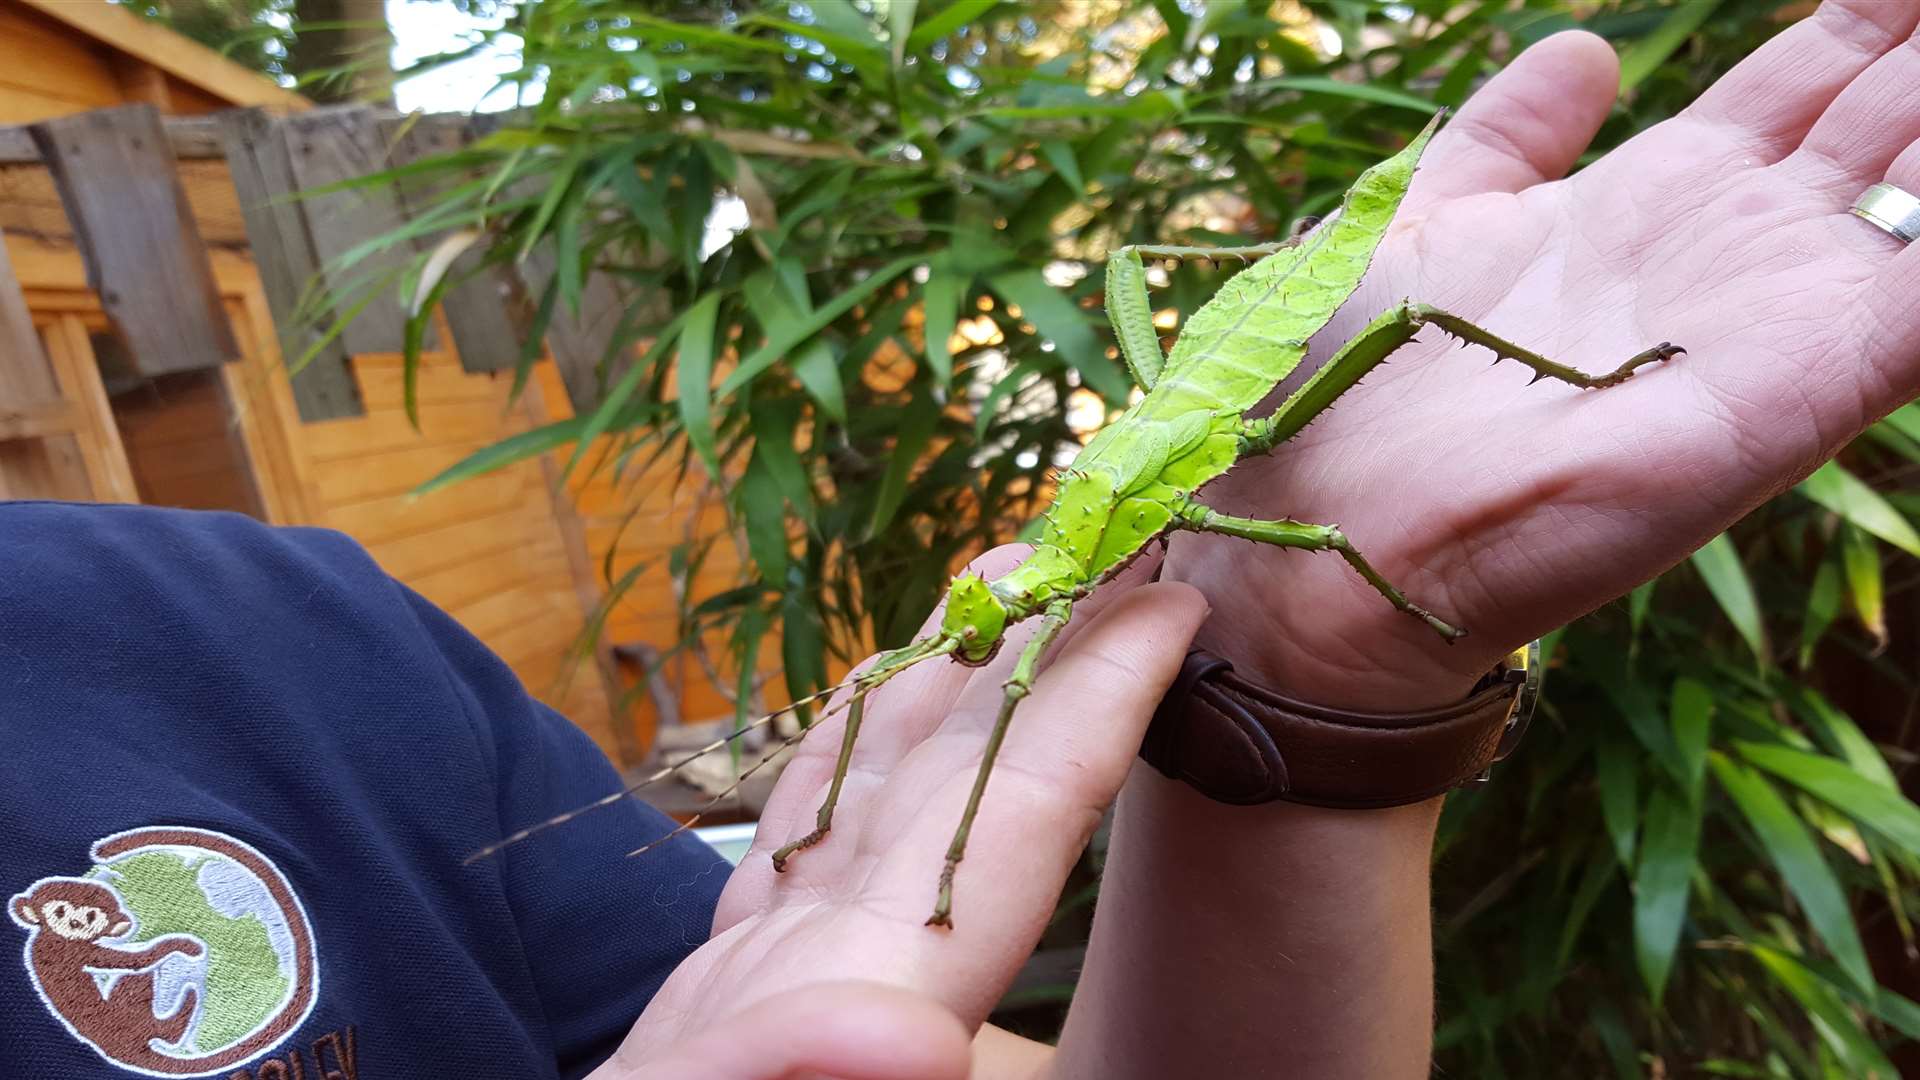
[
  {"left": 218, "top": 107, "right": 361, "bottom": 423},
  {"left": 28, "top": 103, "right": 239, "bottom": 377},
  {"left": 280, "top": 105, "right": 435, "bottom": 357},
  {"left": 0, "top": 232, "right": 89, "bottom": 499},
  {"left": 379, "top": 114, "right": 524, "bottom": 375}
]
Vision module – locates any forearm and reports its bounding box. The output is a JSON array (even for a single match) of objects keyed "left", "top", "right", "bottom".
[{"left": 1053, "top": 768, "right": 1440, "bottom": 1079}]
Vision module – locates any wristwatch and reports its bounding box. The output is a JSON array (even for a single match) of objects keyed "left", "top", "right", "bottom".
[{"left": 1140, "top": 641, "right": 1541, "bottom": 808}]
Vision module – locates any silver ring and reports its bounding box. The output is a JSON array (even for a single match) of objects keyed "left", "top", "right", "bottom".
[{"left": 1851, "top": 182, "right": 1920, "bottom": 244}]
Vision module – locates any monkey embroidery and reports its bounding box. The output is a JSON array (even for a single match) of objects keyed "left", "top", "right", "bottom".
[
  {"left": 9, "top": 877, "right": 203, "bottom": 1062},
  {"left": 10, "top": 827, "right": 320, "bottom": 1076}
]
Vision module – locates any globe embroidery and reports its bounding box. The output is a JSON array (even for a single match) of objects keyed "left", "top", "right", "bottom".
[{"left": 9, "top": 827, "right": 319, "bottom": 1077}]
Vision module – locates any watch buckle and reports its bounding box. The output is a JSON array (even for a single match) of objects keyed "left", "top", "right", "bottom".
[{"left": 1475, "top": 639, "right": 1543, "bottom": 784}]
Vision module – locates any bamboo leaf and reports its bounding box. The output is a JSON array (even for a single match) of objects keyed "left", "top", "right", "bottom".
[
  {"left": 1749, "top": 945, "right": 1898, "bottom": 1078},
  {"left": 906, "top": 0, "right": 998, "bottom": 50},
  {"left": 870, "top": 392, "right": 939, "bottom": 536},
  {"left": 1799, "top": 556, "right": 1842, "bottom": 669},
  {"left": 1793, "top": 692, "right": 1899, "bottom": 792},
  {"left": 563, "top": 315, "right": 686, "bottom": 483},
  {"left": 1738, "top": 741, "right": 1920, "bottom": 856},
  {"left": 738, "top": 454, "right": 790, "bottom": 584},
  {"left": 719, "top": 255, "right": 921, "bottom": 396},
  {"left": 1691, "top": 532, "right": 1770, "bottom": 665},
  {"left": 988, "top": 268, "right": 1130, "bottom": 402},
  {"left": 750, "top": 397, "right": 814, "bottom": 524},
  {"left": 1595, "top": 736, "right": 1639, "bottom": 868},
  {"left": 1879, "top": 402, "right": 1920, "bottom": 446},
  {"left": 1840, "top": 523, "right": 1888, "bottom": 652},
  {"left": 780, "top": 592, "right": 828, "bottom": 708},
  {"left": 791, "top": 341, "right": 847, "bottom": 423},
  {"left": 1618, "top": 0, "right": 1730, "bottom": 94},
  {"left": 415, "top": 417, "right": 589, "bottom": 495},
  {"left": 676, "top": 292, "right": 725, "bottom": 478},
  {"left": 1671, "top": 677, "right": 1714, "bottom": 795},
  {"left": 922, "top": 270, "right": 962, "bottom": 386},
  {"left": 1799, "top": 461, "right": 1920, "bottom": 557},
  {"left": 1634, "top": 782, "right": 1703, "bottom": 1004},
  {"left": 1259, "top": 76, "right": 1435, "bottom": 113},
  {"left": 1628, "top": 579, "right": 1655, "bottom": 640},
  {"left": 1712, "top": 753, "right": 1874, "bottom": 996},
  {"left": 1040, "top": 139, "right": 1085, "bottom": 192},
  {"left": 887, "top": 0, "right": 917, "bottom": 66},
  {"left": 409, "top": 229, "right": 483, "bottom": 317}
]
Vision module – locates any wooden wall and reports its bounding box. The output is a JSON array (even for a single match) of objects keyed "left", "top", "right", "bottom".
[
  {"left": 0, "top": 7, "right": 769, "bottom": 760},
  {"left": 563, "top": 419, "right": 788, "bottom": 734},
  {"left": 0, "top": 4, "right": 243, "bottom": 123},
  {"left": 6, "top": 235, "right": 631, "bottom": 761},
  {"left": 300, "top": 347, "right": 620, "bottom": 755},
  {"left": 0, "top": 5, "right": 122, "bottom": 122},
  {"left": 110, "top": 369, "right": 264, "bottom": 516}
]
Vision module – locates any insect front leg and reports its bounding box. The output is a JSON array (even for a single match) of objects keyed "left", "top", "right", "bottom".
[
  {"left": 1238, "top": 300, "right": 1684, "bottom": 454},
  {"left": 770, "top": 689, "right": 868, "bottom": 870},
  {"left": 1175, "top": 504, "right": 1464, "bottom": 641},
  {"left": 772, "top": 635, "right": 954, "bottom": 872},
  {"left": 927, "top": 597, "right": 1074, "bottom": 929}
]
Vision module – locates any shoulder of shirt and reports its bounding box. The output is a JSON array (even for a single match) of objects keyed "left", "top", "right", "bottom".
[{"left": 0, "top": 501, "right": 498, "bottom": 754}]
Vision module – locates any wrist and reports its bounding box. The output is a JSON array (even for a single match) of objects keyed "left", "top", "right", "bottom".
[
  {"left": 1185, "top": 584, "right": 1491, "bottom": 714},
  {"left": 1169, "top": 529, "right": 1499, "bottom": 713}
]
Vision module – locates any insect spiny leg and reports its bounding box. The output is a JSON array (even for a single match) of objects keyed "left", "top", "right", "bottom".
[
  {"left": 462, "top": 679, "right": 851, "bottom": 864},
  {"left": 627, "top": 721, "right": 816, "bottom": 860},
  {"left": 771, "top": 689, "right": 868, "bottom": 871}
]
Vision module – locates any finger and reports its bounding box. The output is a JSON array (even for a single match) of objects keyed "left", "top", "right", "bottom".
[
  {"left": 1684, "top": 0, "right": 1919, "bottom": 157},
  {"left": 609, "top": 981, "right": 971, "bottom": 1080},
  {"left": 1408, "top": 31, "right": 1617, "bottom": 207},
  {"left": 734, "top": 544, "right": 1033, "bottom": 895},
  {"left": 990, "top": 581, "right": 1208, "bottom": 804},
  {"left": 1789, "top": 13, "right": 1920, "bottom": 189},
  {"left": 1864, "top": 140, "right": 1920, "bottom": 393},
  {"left": 857, "top": 584, "right": 1207, "bottom": 956}
]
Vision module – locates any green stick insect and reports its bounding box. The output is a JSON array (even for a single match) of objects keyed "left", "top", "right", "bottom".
[{"left": 477, "top": 115, "right": 1682, "bottom": 928}]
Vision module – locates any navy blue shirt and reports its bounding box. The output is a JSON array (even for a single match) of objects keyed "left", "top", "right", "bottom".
[{"left": 0, "top": 502, "right": 728, "bottom": 1079}]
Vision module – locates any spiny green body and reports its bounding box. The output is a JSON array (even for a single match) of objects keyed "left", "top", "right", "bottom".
[
  {"left": 500, "top": 114, "right": 1681, "bottom": 930},
  {"left": 957, "top": 120, "right": 1438, "bottom": 645}
]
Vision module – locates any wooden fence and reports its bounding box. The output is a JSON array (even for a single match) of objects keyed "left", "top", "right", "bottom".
[{"left": 0, "top": 102, "right": 744, "bottom": 768}]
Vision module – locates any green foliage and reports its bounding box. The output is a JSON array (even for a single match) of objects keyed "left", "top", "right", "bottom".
[
  {"left": 113, "top": 0, "right": 299, "bottom": 83},
  {"left": 353, "top": 0, "right": 1920, "bottom": 1071}
]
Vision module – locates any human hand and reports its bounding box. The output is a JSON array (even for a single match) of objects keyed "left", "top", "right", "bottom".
[
  {"left": 1172, "top": 1, "right": 1920, "bottom": 710},
  {"left": 592, "top": 548, "right": 1206, "bottom": 1076}
]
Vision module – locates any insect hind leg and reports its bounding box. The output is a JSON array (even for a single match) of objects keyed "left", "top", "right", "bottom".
[
  {"left": 1238, "top": 300, "right": 1683, "bottom": 455},
  {"left": 1176, "top": 504, "right": 1464, "bottom": 641}
]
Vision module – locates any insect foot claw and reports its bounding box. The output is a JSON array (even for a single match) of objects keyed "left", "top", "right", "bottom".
[
  {"left": 927, "top": 864, "right": 959, "bottom": 928},
  {"left": 771, "top": 827, "right": 829, "bottom": 872}
]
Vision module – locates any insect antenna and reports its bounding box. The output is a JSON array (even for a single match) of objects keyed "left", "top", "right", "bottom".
[
  {"left": 625, "top": 719, "right": 815, "bottom": 859},
  {"left": 463, "top": 675, "right": 858, "bottom": 864}
]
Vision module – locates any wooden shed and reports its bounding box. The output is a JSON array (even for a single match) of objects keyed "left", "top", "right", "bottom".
[{"left": 0, "top": 0, "right": 756, "bottom": 771}]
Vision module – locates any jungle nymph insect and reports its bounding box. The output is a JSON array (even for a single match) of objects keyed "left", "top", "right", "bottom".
[{"left": 481, "top": 114, "right": 1683, "bottom": 929}]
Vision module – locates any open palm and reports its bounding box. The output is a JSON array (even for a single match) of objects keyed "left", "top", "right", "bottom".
[
  {"left": 595, "top": 552, "right": 1205, "bottom": 1078},
  {"left": 1177, "top": 2, "right": 1920, "bottom": 709}
]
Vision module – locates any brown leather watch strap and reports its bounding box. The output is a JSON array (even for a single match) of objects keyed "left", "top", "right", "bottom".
[{"left": 1140, "top": 648, "right": 1527, "bottom": 808}]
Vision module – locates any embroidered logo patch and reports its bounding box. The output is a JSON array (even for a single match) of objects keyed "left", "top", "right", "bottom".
[{"left": 9, "top": 826, "right": 320, "bottom": 1077}]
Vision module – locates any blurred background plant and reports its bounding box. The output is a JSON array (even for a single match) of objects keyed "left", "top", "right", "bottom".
[{"left": 198, "top": 0, "right": 1920, "bottom": 1072}]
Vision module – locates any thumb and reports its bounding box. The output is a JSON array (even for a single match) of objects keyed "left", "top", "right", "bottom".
[
  {"left": 1409, "top": 30, "right": 1619, "bottom": 208},
  {"left": 606, "top": 981, "right": 972, "bottom": 1080}
]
